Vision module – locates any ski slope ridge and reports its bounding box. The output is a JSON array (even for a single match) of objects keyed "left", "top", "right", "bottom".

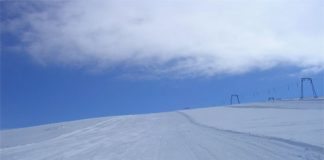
[
  {"left": 177, "top": 111, "right": 323, "bottom": 152},
  {"left": 1, "top": 99, "right": 324, "bottom": 160}
]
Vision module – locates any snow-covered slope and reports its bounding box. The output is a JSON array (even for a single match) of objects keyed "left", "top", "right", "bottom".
[
  {"left": 1, "top": 99, "right": 324, "bottom": 160},
  {"left": 183, "top": 99, "right": 324, "bottom": 148}
]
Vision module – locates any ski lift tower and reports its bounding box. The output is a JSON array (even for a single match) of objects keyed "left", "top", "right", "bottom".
[
  {"left": 300, "top": 78, "right": 318, "bottom": 99},
  {"left": 268, "top": 97, "right": 275, "bottom": 102},
  {"left": 230, "top": 94, "right": 240, "bottom": 105}
]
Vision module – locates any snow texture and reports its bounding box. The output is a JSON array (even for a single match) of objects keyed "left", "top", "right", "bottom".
[{"left": 1, "top": 99, "right": 324, "bottom": 160}]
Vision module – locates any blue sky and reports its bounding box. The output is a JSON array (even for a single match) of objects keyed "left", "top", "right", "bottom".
[
  {"left": 2, "top": 51, "right": 323, "bottom": 129},
  {"left": 1, "top": 0, "right": 324, "bottom": 129}
]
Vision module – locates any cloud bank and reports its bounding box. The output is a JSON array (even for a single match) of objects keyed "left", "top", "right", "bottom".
[{"left": 3, "top": 0, "right": 324, "bottom": 77}]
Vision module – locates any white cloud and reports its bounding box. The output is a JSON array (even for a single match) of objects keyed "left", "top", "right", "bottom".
[{"left": 4, "top": 0, "right": 324, "bottom": 77}]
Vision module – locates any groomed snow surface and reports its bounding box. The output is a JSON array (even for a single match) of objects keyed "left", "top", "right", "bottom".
[{"left": 1, "top": 99, "right": 324, "bottom": 160}]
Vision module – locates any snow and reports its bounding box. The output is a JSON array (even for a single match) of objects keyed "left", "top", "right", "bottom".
[
  {"left": 182, "top": 99, "right": 324, "bottom": 148},
  {"left": 0, "top": 117, "right": 108, "bottom": 148},
  {"left": 1, "top": 99, "right": 324, "bottom": 160}
]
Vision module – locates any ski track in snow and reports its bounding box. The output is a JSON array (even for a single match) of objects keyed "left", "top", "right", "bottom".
[{"left": 1, "top": 109, "right": 324, "bottom": 160}]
